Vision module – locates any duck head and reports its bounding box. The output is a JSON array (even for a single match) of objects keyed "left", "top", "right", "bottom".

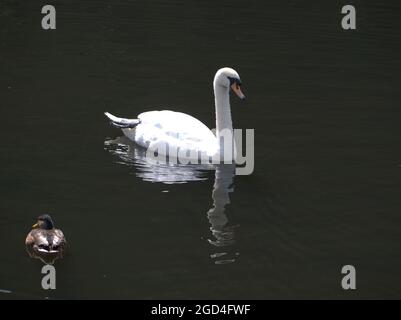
[{"left": 32, "top": 214, "right": 55, "bottom": 230}]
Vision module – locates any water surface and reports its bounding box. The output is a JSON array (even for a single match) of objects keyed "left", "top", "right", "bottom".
[{"left": 0, "top": 0, "right": 400, "bottom": 299}]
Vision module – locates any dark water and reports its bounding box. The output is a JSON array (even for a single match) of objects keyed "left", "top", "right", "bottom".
[{"left": 1, "top": 0, "right": 400, "bottom": 299}]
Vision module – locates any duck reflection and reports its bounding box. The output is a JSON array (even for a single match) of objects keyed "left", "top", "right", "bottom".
[{"left": 104, "top": 136, "right": 239, "bottom": 264}]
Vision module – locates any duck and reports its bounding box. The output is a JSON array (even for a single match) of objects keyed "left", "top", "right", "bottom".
[
  {"left": 104, "top": 67, "right": 245, "bottom": 161},
  {"left": 25, "top": 214, "right": 66, "bottom": 254}
]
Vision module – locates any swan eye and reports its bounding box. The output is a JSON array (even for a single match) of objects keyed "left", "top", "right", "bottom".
[{"left": 228, "top": 76, "right": 241, "bottom": 86}]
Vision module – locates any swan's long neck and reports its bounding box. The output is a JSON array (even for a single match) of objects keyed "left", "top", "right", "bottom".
[{"left": 214, "top": 84, "right": 233, "bottom": 135}]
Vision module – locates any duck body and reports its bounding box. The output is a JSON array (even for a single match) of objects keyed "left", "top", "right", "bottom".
[{"left": 26, "top": 228, "right": 66, "bottom": 253}]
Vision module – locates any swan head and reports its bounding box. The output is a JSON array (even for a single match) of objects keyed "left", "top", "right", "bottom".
[{"left": 214, "top": 67, "right": 245, "bottom": 100}]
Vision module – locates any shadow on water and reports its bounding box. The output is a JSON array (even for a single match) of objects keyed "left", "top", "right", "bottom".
[{"left": 104, "top": 136, "right": 239, "bottom": 264}]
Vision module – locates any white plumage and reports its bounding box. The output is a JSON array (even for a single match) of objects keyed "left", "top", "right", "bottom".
[{"left": 104, "top": 67, "right": 245, "bottom": 161}]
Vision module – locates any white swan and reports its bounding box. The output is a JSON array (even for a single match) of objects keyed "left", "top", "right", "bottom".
[{"left": 104, "top": 67, "right": 245, "bottom": 160}]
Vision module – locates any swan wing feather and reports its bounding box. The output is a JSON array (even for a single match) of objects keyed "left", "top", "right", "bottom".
[{"left": 135, "top": 110, "right": 218, "bottom": 156}]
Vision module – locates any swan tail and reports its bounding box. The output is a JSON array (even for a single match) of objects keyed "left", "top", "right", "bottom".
[{"left": 104, "top": 112, "right": 141, "bottom": 129}]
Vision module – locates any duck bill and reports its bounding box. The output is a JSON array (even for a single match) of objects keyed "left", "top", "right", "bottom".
[
  {"left": 32, "top": 223, "right": 39, "bottom": 228},
  {"left": 231, "top": 83, "right": 246, "bottom": 100}
]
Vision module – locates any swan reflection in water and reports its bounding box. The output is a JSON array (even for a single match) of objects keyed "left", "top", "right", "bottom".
[
  {"left": 105, "top": 136, "right": 215, "bottom": 184},
  {"left": 104, "top": 136, "right": 239, "bottom": 264},
  {"left": 206, "top": 163, "right": 239, "bottom": 264}
]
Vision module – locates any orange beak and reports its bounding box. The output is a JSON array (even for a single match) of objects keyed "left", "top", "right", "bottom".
[{"left": 231, "top": 83, "right": 246, "bottom": 100}]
